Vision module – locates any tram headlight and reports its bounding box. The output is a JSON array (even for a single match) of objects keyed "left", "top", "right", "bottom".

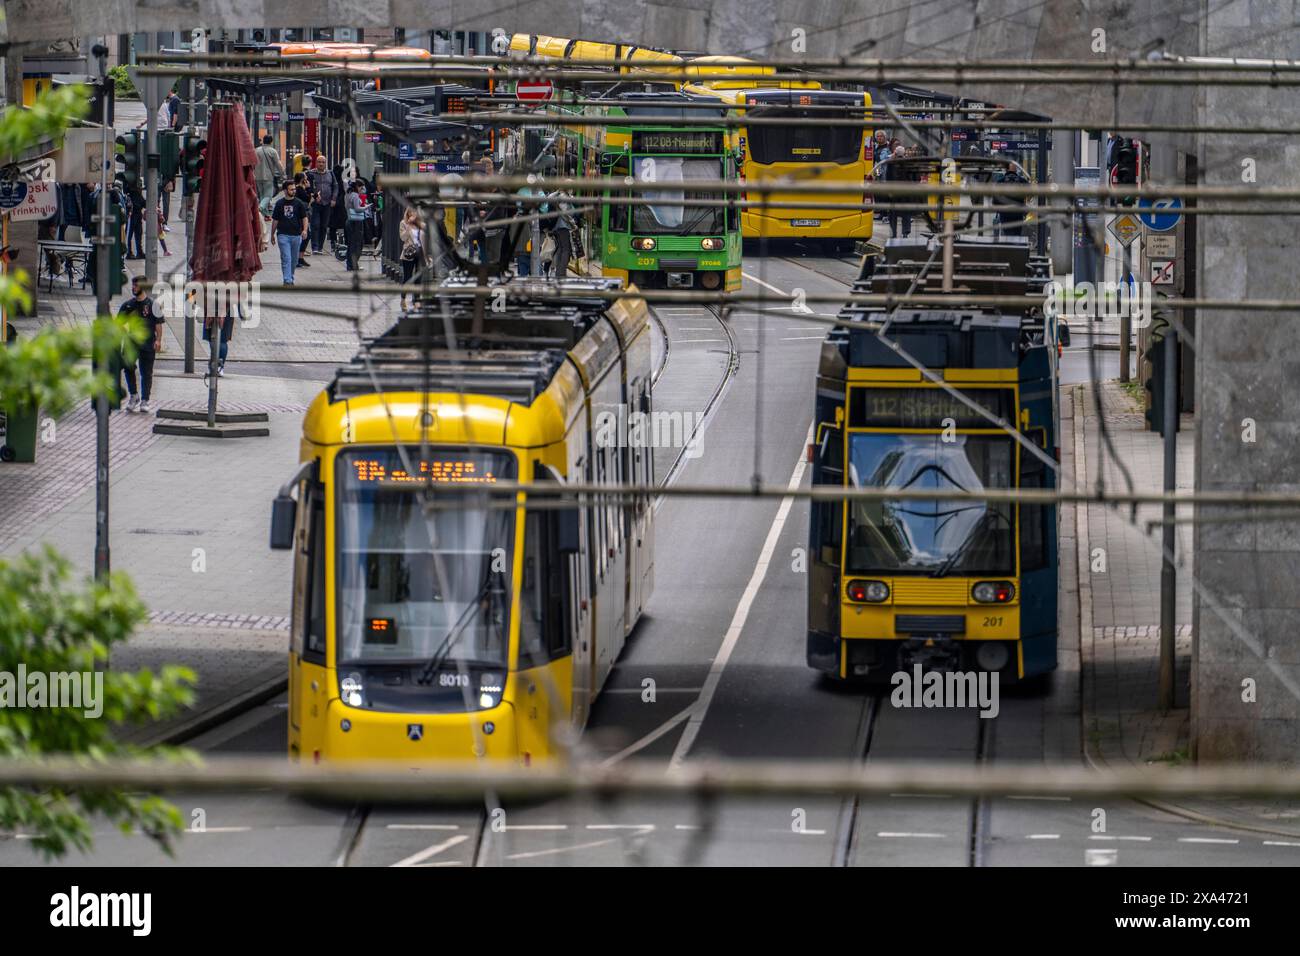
[
  {"left": 700, "top": 237, "right": 724, "bottom": 251},
  {"left": 631, "top": 237, "right": 656, "bottom": 251},
  {"left": 478, "top": 674, "right": 503, "bottom": 710},
  {"left": 972, "top": 581, "right": 1015, "bottom": 604},
  {"left": 846, "top": 579, "right": 890, "bottom": 603},
  {"left": 341, "top": 673, "right": 365, "bottom": 707}
]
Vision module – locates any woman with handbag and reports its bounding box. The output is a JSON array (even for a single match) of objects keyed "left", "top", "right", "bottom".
[
  {"left": 398, "top": 207, "right": 426, "bottom": 309},
  {"left": 344, "top": 181, "right": 367, "bottom": 272}
]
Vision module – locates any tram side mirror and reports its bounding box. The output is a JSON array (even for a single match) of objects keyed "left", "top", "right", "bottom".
[
  {"left": 1058, "top": 322, "right": 1072, "bottom": 347},
  {"left": 555, "top": 507, "right": 581, "bottom": 555},
  {"left": 270, "top": 494, "right": 297, "bottom": 550}
]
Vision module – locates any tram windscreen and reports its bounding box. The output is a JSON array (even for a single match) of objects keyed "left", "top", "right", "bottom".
[
  {"left": 632, "top": 156, "right": 727, "bottom": 234},
  {"left": 335, "top": 448, "right": 516, "bottom": 667},
  {"left": 845, "top": 434, "right": 1015, "bottom": 575}
]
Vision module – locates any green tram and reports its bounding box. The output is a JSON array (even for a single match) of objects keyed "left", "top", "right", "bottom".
[
  {"left": 594, "top": 91, "right": 743, "bottom": 291},
  {"left": 807, "top": 238, "right": 1061, "bottom": 686}
]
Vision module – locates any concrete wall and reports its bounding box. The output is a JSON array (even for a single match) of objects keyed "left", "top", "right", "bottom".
[{"left": 1192, "top": 3, "right": 1300, "bottom": 763}]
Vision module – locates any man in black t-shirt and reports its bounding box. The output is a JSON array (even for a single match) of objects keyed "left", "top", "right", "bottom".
[
  {"left": 270, "top": 182, "right": 310, "bottom": 285},
  {"left": 117, "top": 275, "right": 165, "bottom": 413}
]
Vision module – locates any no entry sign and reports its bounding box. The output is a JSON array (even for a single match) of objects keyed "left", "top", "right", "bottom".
[{"left": 516, "top": 80, "right": 553, "bottom": 102}]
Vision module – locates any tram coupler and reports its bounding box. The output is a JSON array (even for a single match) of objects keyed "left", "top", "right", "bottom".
[
  {"left": 897, "top": 636, "right": 963, "bottom": 674},
  {"left": 666, "top": 272, "right": 694, "bottom": 288}
]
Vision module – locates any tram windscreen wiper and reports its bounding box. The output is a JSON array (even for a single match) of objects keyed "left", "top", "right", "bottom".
[
  {"left": 930, "top": 510, "right": 996, "bottom": 578},
  {"left": 416, "top": 570, "right": 500, "bottom": 685}
]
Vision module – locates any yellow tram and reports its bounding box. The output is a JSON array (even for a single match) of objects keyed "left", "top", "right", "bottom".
[{"left": 271, "top": 279, "right": 655, "bottom": 764}]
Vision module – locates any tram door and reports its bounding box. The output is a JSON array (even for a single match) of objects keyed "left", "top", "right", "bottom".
[{"left": 288, "top": 476, "right": 328, "bottom": 758}]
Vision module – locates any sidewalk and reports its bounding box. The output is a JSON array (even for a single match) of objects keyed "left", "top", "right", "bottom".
[
  {"left": 2, "top": 199, "right": 393, "bottom": 746},
  {"left": 1069, "top": 380, "right": 1300, "bottom": 835}
]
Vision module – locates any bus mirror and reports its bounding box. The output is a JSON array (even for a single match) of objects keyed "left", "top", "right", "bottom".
[
  {"left": 270, "top": 494, "right": 297, "bottom": 550},
  {"left": 555, "top": 507, "right": 581, "bottom": 555}
]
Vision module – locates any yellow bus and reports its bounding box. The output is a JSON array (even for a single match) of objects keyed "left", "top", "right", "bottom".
[
  {"left": 271, "top": 279, "right": 656, "bottom": 764},
  {"left": 685, "top": 60, "right": 873, "bottom": 248}
]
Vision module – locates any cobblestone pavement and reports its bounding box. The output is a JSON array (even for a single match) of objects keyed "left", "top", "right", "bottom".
[
  {"left": 2, "top": 193, "right": 387, "bottom": 745},
  {"left": 1070, "top": 381, "right": 1300, "bottom": 835}
]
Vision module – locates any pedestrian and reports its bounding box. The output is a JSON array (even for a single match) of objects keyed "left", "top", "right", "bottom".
[
  {"left": 344, "top": 180, "right": 367, "bottom": 271},
  {"left": 873, "top": 129, "right": 891, "bottom": 164},
  {"left": 885, "top": 139, "right": 912, "bottom": 239},
  {"left": 329, "top": 163, "right": 348, "bottom": 254},
  {"left": 293, "top": 171, "right": 315, "bottom": 268},
  {"left": 270, "top": 180, "right": 309, "bottom": 285},
  {"left": 548, "top": 187, "right": 577, "bottom": 278},
  {"left": 117, "top": 275, "right": 164, "bottom": 413},
  {"left": 254, "top": 134, "right": 284, "bottom": 204},
  {"left": 160, "top": 175, "right": 174, "bottom": 231},
  {"left": 512, "top": 182, "right": 535, "bottom": 276},
  {"left": 306, "top": 154, "right": 338, "bottom": 255},
  {"left": 993, "top": 167, "right": 1028, "bottom": 239},
  {"left": 398, "top": 207, "right": 427, "bottom": 309},
  {"left": 124, "top": 184, "right": 146, "bottom": 258}
]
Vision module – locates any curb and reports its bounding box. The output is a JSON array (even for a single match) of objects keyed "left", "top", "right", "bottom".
[
  {"left": 1073, "top": 384, "right": 1300, "bottom": 839},
  {"left": 135, "top": 674, "right": 288, "bottom": 748}
]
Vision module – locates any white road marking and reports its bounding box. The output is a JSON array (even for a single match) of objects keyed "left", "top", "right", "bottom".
[
  {"left": 793, "top": 829, "right": 828, "bottom": 836},
  {"left": 386, "top": 824, "right": 461, "bottom": 831},
  {"left": 876, "top": 831, "right": 947, "bottom": 839},
  {"left": 675, "top": 825, "right": 701, "bottom": 831},
  {"left": 1086, "top": 848, "right": 1118, "bottom": 866},
  {"left": 1264, "top": 840, "right": 1300, "bottom": 847},
  {"left": 503, "top": 824, "right": 568, "bottom": 831},
  {"left": 669, "top": 426, "right": 813, "bottom": 767},
  {"left": 186, "top": 827, "right": 253, "bottom": 834},
  {"left": 414, "top": 860, "right": 464, "bottom": 867},
  {"left": 678, "top": 338, "right": 724, "bottom": 343},
  {"left": 889, "top": 793, "right": 954, "bottom": 799},
  {"left": 780, "top": 335, "right": 827, "bottom": 341},
  {"left": 742, "top": 272, "right": 789, "bottom": 297},
  {"left": 1089, "top": 835, "right": 1152, "bottom": 842},
  {"left": 587, "top": 824, "right": 655, "bottom": 832},
  {"left": 599, "top": 703, "right": 695, "bottom": 767},
  {"left": 505, "top": 838, "right": 617, "bottom": 860},
  {"left": 1026, "top": 834, "right": 1061, "bottom": 840},
  {"left": 1177, "top": 837, "right": 1239, "bottom": 844},
  {"left": 390, "top": 834, "right": 469, "bottom": 867}
]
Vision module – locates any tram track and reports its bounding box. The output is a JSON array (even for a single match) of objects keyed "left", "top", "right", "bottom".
[{"left": 832, "top": 691, "right": 999, "bottom": 867}]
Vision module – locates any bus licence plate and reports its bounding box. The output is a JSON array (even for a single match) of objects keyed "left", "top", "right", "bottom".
[{"left": 790, "top": 219, "right": 822, "bottom": 227}]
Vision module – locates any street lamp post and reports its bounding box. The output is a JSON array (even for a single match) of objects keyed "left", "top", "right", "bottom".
[{"left": 92, "top": 44, "right": 112, "bottom": 581}]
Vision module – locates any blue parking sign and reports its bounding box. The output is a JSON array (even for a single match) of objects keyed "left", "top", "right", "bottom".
[{"left": 1137, "top": 196, "right": 1182, "bottom": 232}]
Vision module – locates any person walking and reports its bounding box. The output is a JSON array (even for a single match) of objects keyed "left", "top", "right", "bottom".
[
  {"left": 344, "top": 180, "right": 367, "bottom": 271},
  {"left": 125, "top": 184, "right": 146, "bottom": 258},
  {"left": 270, "top": 180, "right": 309, "bottom": 285},
  {"left": 117, "top": 275, "right": 165, "bottom": 413},
  {"left": 398, "top": 207, "right": 427, "bottom": 309},
  {"left": 293, "top": 171, "right": 315, "bottom": 268},
  {"left": 549, "top": 187, "right": 577, "bottom": 279},
  {"left": 885, "top": 139, "right": 912, "bottom": 239},
  {"left": 307, "top": 154, "right": 338, "bottom": 255},
  {"left": 254, "top": 134, "right": 284, "bottom": 205}
]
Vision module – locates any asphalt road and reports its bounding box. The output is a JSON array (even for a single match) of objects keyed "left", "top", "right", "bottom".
[{"left": 4, "top": 255, "right": 1293, "bottom": 867}]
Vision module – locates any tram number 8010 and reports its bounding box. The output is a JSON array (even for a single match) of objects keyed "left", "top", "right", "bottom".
[{"left": 438, "top": 673, "right": 471, "bottom": 687}]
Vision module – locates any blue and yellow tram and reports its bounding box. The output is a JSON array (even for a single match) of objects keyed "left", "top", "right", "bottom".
[{"left": 806, "top": 238, "right": 1060, "bottom": 685}]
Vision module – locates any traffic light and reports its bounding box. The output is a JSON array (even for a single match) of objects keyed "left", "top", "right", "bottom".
[
  {"left": 1143, "top": 333, "right": 1180, "bottom": 437},
  {"left": 181, "top": 133, "right": 206, "bottom": 195},
  {"left": 158, "top": 130, "right": 181, "bottom": 180},
  {"left": 1108, "top": 136, "right": 1139, "bottom": 206},
  {"left": 115, "top": 130, "right": 144, "bottom": 192}
]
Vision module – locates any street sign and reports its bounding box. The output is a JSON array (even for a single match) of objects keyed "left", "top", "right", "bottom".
[
  {"left": 398, "top": 142, "right": 415, "bottom": 160},
  {"left": 1145, "top": 233, "right": 1176, "bottom": 258},
  {"left": 516, "top": 80, "right": 554, "bottom": 102},
  {"left": 9, "top": 180, "right": 57, "bottom": 221},
  {"left": 1150, "top": 259, "right": 1176, "bottom": 286},
  {"left": 287, "top": 111, "right": 305, "bottom": 122},
  {"left": 264, "top": 111, "right": 281, "bottom": 123},
  {"left": 417, "top": 162, "right": 435, "bottom": 173},
  {"left": 364, "top": 132, "right": 381, "bottom": 143},
  {"left": 1108, "top": 212, "right": 1142, "bottom": 247},
  {"left": 0, "top": 180, "right": 27, "bottom": 210},
  {"left": 1137, "top": 196, "right": 1182, "bottom": 231}
]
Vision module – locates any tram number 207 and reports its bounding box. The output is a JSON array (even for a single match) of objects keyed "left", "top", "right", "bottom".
[{"left": 438, "top": 673, "right": 470, "bottom": 687}]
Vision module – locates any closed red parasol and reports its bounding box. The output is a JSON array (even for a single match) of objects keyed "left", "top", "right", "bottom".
[{"left": 189, "top": 104, "right": 262, "bottom": 281}]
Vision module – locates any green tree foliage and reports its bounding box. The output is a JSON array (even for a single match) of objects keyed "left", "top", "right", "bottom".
[
  {"left": 0, "top": 86, "right": 195, "bottom": 859},
  {"left": 107, "top": 65, "right": 138, "bottom": 101}
]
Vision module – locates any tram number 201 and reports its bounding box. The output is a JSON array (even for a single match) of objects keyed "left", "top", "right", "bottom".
[
  {"left": 438, "top": 673, "right": 470, "bottom": 687},
  {"left": 981, "top": 616, "right": 1004, "bottom": 628}
]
